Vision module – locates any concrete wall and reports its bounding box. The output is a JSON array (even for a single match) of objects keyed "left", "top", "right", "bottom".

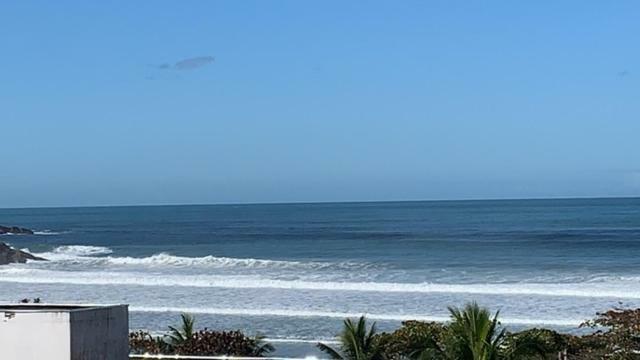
[
  {"left": 70, "top": 305, "right": 129, "bottom": 360},
  {"left": 0, "top": 310, "right": 71, "bottom": 359}
]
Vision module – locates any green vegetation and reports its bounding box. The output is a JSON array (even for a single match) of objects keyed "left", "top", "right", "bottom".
[
  {"left": 317, "top": 316, "right": 384, "bottom": 360},
  {"left": 446, "top": 302, "right": 506, "bottom": 360},
  {"left": 130, "top": 305, "right": 640, "bottom": 359},
  {"left": 320, "top": 303, "right": 640, "bottom": 360},
  {"left": 129, "top": 312, "right": 274, "bottom": 356},
  {"left": 167, "top": 313, "right": 195, "bottom": 346}
]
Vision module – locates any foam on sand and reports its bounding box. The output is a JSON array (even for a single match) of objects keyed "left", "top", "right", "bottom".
[
  {"left": 129, "top": 306, "right": 585, "bottom": 326},
  {"left": 1, "top": 267, "right": 639, "bottom": 299}
]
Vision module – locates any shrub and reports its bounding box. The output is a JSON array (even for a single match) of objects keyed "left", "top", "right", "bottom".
[
  {"left": 173, "top": 329, "right": 274, "bottom": 356},
  {"left": 502, "top": 328, "right": 568, "bottom": 359},
  {"left": 129, "top": 314, "right": 274, "bottom": 357},
  {"left": 129, "top": 330, "right": 170, "bottom": 354},
  {"left": 569, "top": 307, "right": 640, "bottom": 359},
  {"left": 377, "top": 321, "right": 447, "bottom": 360}
]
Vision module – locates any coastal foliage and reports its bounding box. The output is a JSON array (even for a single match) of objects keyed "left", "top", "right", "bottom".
[
  {"left": 129, "top": 330, "right": 171, "bottom": 354},
  {"left": 325, "top": 303, "right": 581, "bottom": 360},
  {"left": 567, "top": 307, "right": 640, "bottom": 359},
  {"left": 377, "top": 320, "right": 447, "bottom": 359},
  {"left": 446, "top": 302, "right": 506, "bottom": 360},
  {"left": 130, "top": 305, "right": 640, "bottom": 359},
  {"left": 172, "top": 330, "right": 275, "bottom": 356},
  {"left": 502, "top": 328, "right": 567, "bottom": 359},
  {"left": 167, "top": 313, "right": 195, "bottom": 345},
  {"left": 317, "top": 316, "right": 384, "bottom": 360},
  {"left": 129, "top": 313, "right": 274, "bottom": 356}
]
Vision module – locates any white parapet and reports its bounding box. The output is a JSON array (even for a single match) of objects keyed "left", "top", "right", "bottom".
[{"left": 0, "top": 304, "right": 129, "bottom": 360}]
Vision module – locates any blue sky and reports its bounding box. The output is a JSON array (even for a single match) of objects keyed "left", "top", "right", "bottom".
[{"left": 1, "top": 1, "right": 638, "bottom": 207}]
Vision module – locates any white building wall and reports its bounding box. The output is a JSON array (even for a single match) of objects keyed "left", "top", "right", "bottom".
[
  {"left": 0, "top": 311, "right": 71, "bottom": 360},
  {"left": 0, "top": 305, "right": 128, "bottom": 360}
]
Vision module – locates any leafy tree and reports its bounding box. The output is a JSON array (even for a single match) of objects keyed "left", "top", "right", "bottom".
[{"left": 377, "top": 321, "right": 447, "bottom": 360}]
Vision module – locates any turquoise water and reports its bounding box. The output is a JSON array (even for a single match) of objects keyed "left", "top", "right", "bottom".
[{"left": 1, "top": 198, "right": 639, "bottom": 355}]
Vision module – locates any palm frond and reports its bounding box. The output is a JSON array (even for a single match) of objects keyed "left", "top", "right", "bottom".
[
  {"left": 319, "top": 316, "right": 381, "bottom": 360},
  {"left": 317, "top": 342, "right": 345, "bottom": 360},
  {"left": 250, "top": 335, "right": 274, "bottom": 356},
  {"left": 167, "top": 313, "right": 195, "bottom": 345}
]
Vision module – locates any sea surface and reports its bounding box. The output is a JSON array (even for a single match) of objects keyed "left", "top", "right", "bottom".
[{"left": 1, "top": 198, "right": 639, "bottom": 356}]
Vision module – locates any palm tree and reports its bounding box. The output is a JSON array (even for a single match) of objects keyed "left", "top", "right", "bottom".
[
  {"left": 167, "top": 313, "right": 196, "bottom": 345},
  {"left": 317, "top": 316, "right": 383, "bottom": 360},
  {"left": 446, "top": 302, "right": 506, "bottom": 360},
  {"left": 252, "top": 334, "right": 276, "bottom": 356}
]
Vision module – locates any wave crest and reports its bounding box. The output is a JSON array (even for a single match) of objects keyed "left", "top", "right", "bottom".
[
  {"left": 34, "top": 245, "right": 373, "bottom": 270},
  {"left": 33, "top": 230, "right": 65, "bottom": 236},
  {"left": 35, "top": 245, "right": 113, "bottom": 260},
  {"left": 103, "top": 253, "right": 337, "bottom": 269}
]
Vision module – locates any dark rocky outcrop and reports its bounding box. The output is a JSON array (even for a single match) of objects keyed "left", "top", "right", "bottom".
[
  {"left": 0, "top": 242, "right": 46, "bottom": 265},
  {"left": 0, "top": 225, "right": 34, "bottom": 235}
]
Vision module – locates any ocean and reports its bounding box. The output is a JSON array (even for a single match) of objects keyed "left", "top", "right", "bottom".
[{"left": 1, "top": 198, "right": 639, "bottom": 356}]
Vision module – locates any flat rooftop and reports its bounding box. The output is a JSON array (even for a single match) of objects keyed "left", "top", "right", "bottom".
[{"left": 0, "top": 304, "right": 124, "bottom": 313}]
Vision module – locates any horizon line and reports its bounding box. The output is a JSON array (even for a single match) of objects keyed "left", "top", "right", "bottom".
[{"left": 1, "top": 195, "right": 638, "bottom": 211}]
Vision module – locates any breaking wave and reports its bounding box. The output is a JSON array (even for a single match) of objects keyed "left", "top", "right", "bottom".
[
  {"left": 33, "top": 230, "right": 65, "bottom": 236},
  {"left": 37, "top": 245, "right": 114, "bottom": 259},
  {"left": 32, "top": 245, "right": 374, "bottom": 270}
]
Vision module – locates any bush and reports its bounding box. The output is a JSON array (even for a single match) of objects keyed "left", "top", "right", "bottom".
[
  {"left": 173, "top": 330, "right": 274, "bottom": 356},
  {"left": 129, "top": 330, "right": 170, "bottom": 354},
  {"left": 568, "top": 307, "right": 640, "bottom": 359},
  {"left": 377, "top": 321, "right": 447, "bottom": 360},
  {"left": 129, "top": 314, "right": 274, "bottom": 357},
  {"left": 130, "top": 329, "right": 274, "bottom": 356},
  {"left": 502, "top": 328, "right": 568, "bottom": 359}
]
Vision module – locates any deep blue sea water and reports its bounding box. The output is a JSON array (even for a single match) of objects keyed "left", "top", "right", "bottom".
[{"left": 1, "top": 198, "right": 639, "bottom": 356}]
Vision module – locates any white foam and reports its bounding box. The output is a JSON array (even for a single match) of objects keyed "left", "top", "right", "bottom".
[
  {"left": 129, "top": 306, "right": 584, "bottom": 326},
  {"left": 35, "top": 245, "right": 113, "bottom": 260},
  {"left": 1, "top": 268, "right": 639, "bottom": 299},
  {"left": 100, "top": 253, "right": 341, "bottom": 269},
  {"left": 33, "top": 230, "right": 64, "bottom": 236},
  {"left": 34, "top": 245, "right": 368, "bottom": 270}
]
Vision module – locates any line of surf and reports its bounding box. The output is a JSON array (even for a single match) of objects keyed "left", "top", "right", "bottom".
[
  {"left": 129, "top": 306, "right": 584, "bottom": 326},
  {"left": 1, "top": 268, "right": 639, "bottom": 299}
]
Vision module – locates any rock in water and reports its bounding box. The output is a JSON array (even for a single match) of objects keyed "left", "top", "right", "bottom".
[
  {"left": 0, "top": 242, "right": 47, "bottom": 265},
  {"left": 0, "top": 225, "right": 35, "bottom": 235}
]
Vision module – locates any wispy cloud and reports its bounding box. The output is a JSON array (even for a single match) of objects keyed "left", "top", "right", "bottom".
[
  {"left": 156, "top": 56, "right": 215, "bottom": 71},
  {"left": 174, "top": 56, "right": 215, "bottom": 70}
]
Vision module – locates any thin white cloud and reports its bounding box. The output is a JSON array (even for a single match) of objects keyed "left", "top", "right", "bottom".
[{"left": 157, "top": 56, "right": 215, "bottom": 71}]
